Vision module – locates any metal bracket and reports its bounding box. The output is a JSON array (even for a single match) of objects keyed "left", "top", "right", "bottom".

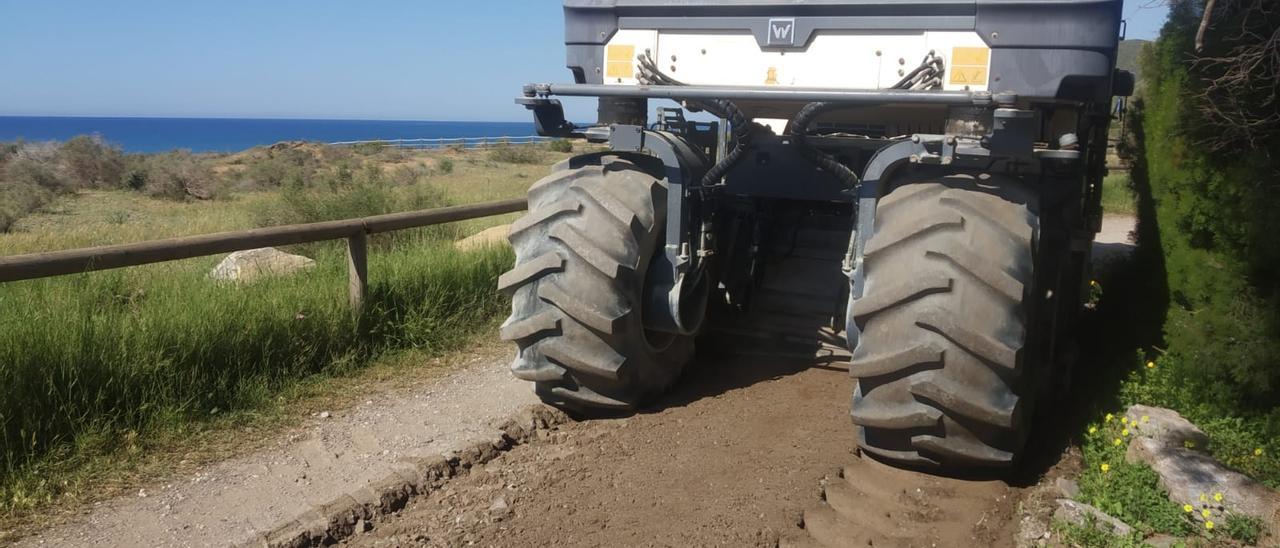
[{"left": 607, "top": 126, "right": 712, "bottom": 336}]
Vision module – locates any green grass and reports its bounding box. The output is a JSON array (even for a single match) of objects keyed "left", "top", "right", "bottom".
[
  {"left": 0, "top": 144, "right": 580, "bottom": 528},
  {"left": 1101, "top": 172, "right": 1137, "bottom": 216}
]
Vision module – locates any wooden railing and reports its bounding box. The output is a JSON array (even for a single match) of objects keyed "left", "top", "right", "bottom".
[{"left": 0, "top": 198, "right": 528, "bottom": 308}]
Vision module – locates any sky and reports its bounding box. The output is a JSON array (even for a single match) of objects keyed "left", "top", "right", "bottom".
[{"left": 0, "top": 0, "right": 1171, "bottom": 122}]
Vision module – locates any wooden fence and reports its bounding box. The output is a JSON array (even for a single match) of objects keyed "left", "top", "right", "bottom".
[{"left": 0, "top": 198, "right": 528, "bottom": 309}]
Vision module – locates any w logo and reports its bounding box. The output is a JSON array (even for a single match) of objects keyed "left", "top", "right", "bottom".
[{"left": 767, "top": 18, "right": 795, "bottom": 46}]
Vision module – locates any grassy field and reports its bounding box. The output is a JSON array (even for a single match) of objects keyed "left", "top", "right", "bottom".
[{"left": 0, "top": 142, "right": 576, "bottom": 526}]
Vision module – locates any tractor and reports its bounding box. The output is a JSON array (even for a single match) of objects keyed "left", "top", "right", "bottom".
[{"left": 499, "top": 0, "right": 1133, "bottom": 470}]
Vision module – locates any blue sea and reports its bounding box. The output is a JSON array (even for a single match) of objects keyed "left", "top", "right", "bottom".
[{"left": 0, "top": 116, "right": 537, "bottom": 154}]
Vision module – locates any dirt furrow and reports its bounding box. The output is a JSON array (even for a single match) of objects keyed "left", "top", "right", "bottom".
[{"left": 347, "top": 352, "right": 1022, "bottom": 547}]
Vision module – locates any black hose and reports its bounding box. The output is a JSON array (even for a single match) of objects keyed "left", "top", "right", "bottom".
[{"left": 636, "top": 51, "right": 752, "bottom": 186}]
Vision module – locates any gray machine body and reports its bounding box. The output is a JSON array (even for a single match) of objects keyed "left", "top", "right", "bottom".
[{"left": 562, "top": 0, "right": 1123, "bottom": 103}]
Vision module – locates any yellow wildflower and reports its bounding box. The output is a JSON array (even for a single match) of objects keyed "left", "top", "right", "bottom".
[
  {"left": 1100, "top": 463, "right": 1111, "bottom": 473},
  {"left": 1200, "top": 493, "right": 1208, "bottom": 502},
  {"left": 1146, "top": 361, "right": 1155, "bottom": 369},
  {"left": 1205, "top": 520, "right": 1215, "bottom": 530},
  {"left": 1202, "top": 509, "right": 1212, "bottom": 518},
  {"left": 1121, "top": 416, "right": 1129, "bottom": 425},
  {"left": 1141, "top": 415, "right": 1149, "bottom": 423},
  {"left": 1122, "top": 428, "right": 1130, "bottom": 437},
  {"left": 1105, "top": 413, "right": 1113, "bottom": 422},
  {"left": 1184, "top": 504, "right": 1194, "bottom": 513},
  {"left": 1213, "top": 492, "right": 1223, "bottom": 502},
  {"left": 1114, "top": 438, "right": 1123, "bottom": 446},
  {"left": 1088, "top": 426, "right": 1097, "bottom": 434},
  {"left": 1256, "top": 448, "right": 1264, "bottom": 457}
]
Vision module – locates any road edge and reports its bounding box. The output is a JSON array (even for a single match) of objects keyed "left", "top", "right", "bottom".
[{"left": 244, "top": 404, "right": 569, "bottom": 548}]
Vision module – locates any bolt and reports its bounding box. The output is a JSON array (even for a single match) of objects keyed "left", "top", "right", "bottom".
[
  {"left": 898, "top": 57, "right": 905, "bottom": 65},
  {"left": 595, "top": 67, "right": 601, "bottom": 74},
  {"left": 701, "top": 48, "right": 707, "bottom": 55},
  {"left": 875, "top": 50, "right": 882, "bottom": 56},
  {"left": 911, "top": 135, "right": 921, "bottom": 143},
  {"left": 991, "top": 31, "right": 999, "bottom": 40},
  {"left": 671, "top": 54, "right": 678, "bottom": 62},
  {"left": 898, "top": 69, "right": 905, "bottom": 76},
  {"left": 670, "top": 65, "right": 677, "bottom": 72}
]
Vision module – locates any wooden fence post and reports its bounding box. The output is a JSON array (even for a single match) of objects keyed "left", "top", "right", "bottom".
[{"left": 347, "top": 232, "right": 368, "bottom": 311}]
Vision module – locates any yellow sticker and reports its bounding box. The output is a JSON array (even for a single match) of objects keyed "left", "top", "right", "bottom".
[
  {"left": 606, "top": 45, "right": 635, "bottom": 79},
  {"left": 949, "top": 46, "right": 990, "bottom": 86}
]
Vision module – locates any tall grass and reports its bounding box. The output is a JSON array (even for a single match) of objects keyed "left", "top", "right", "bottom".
[{"left": 0, "top": 239, "right": 511, "bottom": 514}]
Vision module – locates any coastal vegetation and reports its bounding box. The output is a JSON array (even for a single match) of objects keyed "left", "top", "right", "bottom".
[
  {"left": 1061, "top": 1, "right": 1280, "bottom": 543},
  {"left": 0, "top": 138, "right": 577, "bottom": 526}
]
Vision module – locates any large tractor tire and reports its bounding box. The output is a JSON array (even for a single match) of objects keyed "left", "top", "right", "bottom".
[
  {"left": 498, "top": 153, "right": 693, "bottom": 411},
  {"left": 848, "top": 174, "right": 1039, "bottom": 468}
]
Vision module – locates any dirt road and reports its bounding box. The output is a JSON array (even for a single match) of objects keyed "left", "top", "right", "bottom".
[
  {"left": 19, "top": 216, "right": 1137, "bottom": 547},
  {"left": 346, "top": 351, "right": 1021, "bottom": 547},
  {"left": 344, "top": 216, "right": 1137, "bottom": 547}
]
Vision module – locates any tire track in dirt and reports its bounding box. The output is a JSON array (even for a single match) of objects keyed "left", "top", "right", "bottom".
[{"left": 347, "top": 352, "right": 1022, "bottom": 547}]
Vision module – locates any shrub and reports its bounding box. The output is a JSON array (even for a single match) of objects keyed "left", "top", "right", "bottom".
[
  {"left": 350, "top": 141, "right": 387, "bottom": 156},
  {"left": 238, "top": 148, "right": 314, "bottom": 189},
  {"left": 57, "top": 136, "right": 125, "bottom": 188},
  {"left": 142, "top": 151, "right": 217, "bottom": 201},
  {"left": 547, "top": 139, "right": 573, "bottom": 153},
  {"left": 252, "top": 163, "right": 459, "bottom": 248},
  {"left": 486, "top": 145, "right": 545, "bottom": 165},
  {"left": 436, "top": 158, "right": 454, "bottom": 174},
  {"left": 0, "top": 182, "right": 53, "bottom": 233}
]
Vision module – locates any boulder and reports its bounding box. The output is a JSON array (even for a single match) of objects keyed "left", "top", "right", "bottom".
[
  {"left": 454, "top": 225, "right": 511, "bottom": 252},
  {"left": 1124, "top": 404, "right": 1210, "bottom": 450},
  {"left": 1053, "top": 499, "right": 1133, "bottom": 537},
  {"left": 210, "top": 248, "right": 315, "bottom": 282},
  {"left": 1123, "top": 405, "right": 1280, "bottom": 533}
]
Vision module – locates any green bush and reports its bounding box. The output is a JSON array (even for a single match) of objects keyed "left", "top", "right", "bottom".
[
  {"left": 486, "top": 145, "right": 545, "bottom": 165},
  {"left": 1101, "top": 0, "right": 1280, "bottom": 493},
  {"left": 437, "top": 158, "right": 454, "bottom": 174},
  {"left": 547, "top": 139, "right": 573, "bottom": 153}
]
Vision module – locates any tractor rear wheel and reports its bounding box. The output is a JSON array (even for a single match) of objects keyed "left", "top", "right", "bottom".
[
  {"left": 499, "top": 153, "right": 693, "bottom": 410},
  {"left": 848, "top": 174, "right": 1039, "bottom": 468}
]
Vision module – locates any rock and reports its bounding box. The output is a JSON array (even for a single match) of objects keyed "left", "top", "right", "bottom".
[
  {"left": 1123, "top": 404, "right": 1209, "bottom": 450},
  {"left": 454, "top": 225, "right": 510, "bottom": 252},
  {"left": 1053, "top": 499, "right": 1133, "bottom": 537},
  {"left": 1127, "top": 435, "right": 1280, "bottom": 530},
  {"left": 1054, "top": 477, "right": 1080, "bottom": 500},
  {"left": 1123, "top": 405, "right": 1280, "bottom": 536},
  {"left": 209, "top": 248, "right": 315, "bottom": 282}
]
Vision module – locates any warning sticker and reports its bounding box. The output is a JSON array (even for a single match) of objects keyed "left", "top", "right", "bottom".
[
  {"left": 948, "top": 46, "right": 990, "bottom": 86},
  {"left": 606, "top": 45, "right": 636, "bottom": 79}
]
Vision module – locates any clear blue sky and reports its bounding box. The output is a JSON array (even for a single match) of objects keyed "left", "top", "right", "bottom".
[{"left": 0, "top": 0, "right": 1170, "bottom": 122}]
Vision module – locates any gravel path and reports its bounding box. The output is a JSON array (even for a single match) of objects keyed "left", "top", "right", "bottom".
[{"left": 18, "top": 345, "right": 537, "bottom": 548}]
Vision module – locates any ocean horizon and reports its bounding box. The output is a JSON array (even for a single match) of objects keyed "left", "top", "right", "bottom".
[{"left": 0, "top": 116, "right": 537, "bottom": 154}]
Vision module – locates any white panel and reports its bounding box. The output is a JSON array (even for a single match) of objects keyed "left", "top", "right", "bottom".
[{"left": 605, "top": 30, "right": 991, "bottom": 92}]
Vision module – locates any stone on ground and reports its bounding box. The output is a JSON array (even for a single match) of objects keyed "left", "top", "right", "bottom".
[
  {"left": 1053, "top": 499, "right": 1133, "bottom": 537},
  {"left": 454, "top": 224, "right": 510, "bottom": 252},
  {"left": 1124, "top": 404, "right": 1280, "bottom": 534},
  {"left": 209, "top": 247, "right": 315, "bottom": 282}
]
